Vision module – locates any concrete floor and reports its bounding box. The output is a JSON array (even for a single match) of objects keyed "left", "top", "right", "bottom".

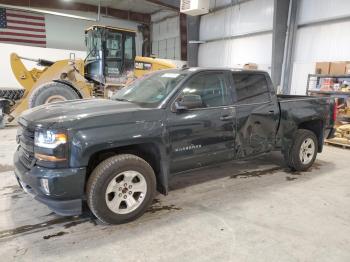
[{"left": 0, "top": 127, "right": 349, "bottom": 262}]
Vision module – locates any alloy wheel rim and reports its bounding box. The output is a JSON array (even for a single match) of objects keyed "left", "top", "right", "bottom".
[
  {"left": 105, "top": 171, "right": 147, "bottom": 214},
  {"left": 299, "top": 138, "right": 315, "bottom": 165}
]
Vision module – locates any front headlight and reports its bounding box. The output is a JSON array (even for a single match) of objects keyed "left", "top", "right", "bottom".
[
  {"left": 34, "top": 130, "right": 67, "bottom": 162},
  {"left": 35, "top": 130, "right": 67, "bottom": 149}
]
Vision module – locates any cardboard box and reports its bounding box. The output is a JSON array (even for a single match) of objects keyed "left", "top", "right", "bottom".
[
  {"left": 315, "top": 62, "right": 330, "bottom": 74},
  {"left": 330, "top": 62, "right": 350, "bottom": 75},
  {"left": 243, "top": 63, "right": 258, "bottom": 70},
  {"left": 346, "top": 64, "right": 350, "bottom": 74}
]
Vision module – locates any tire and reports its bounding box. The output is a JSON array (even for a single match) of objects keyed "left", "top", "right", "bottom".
[
  {"left": 0, "top": 88, "right": 24, "bottom": 101},
  {"left": 285, "top": 129, "right": 318, "bottom": 171},
  {"left": 29, "top": 82, "right": 80, "bottom": 108},
  {"left": 86, "top": 154, "right": 156, "bottom": 224}
]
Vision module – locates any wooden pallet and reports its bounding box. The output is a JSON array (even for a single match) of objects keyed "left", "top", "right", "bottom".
[{"left": 325, "top": 139, "right": 350, "bottom": 149}]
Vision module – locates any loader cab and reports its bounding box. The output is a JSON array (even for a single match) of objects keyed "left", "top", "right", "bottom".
[{"left": 84, "top": 25, "right": 136, "bottom": 85}]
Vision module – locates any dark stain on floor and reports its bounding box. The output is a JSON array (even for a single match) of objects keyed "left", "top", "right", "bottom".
[
  {"left": 230, "top": 167, "right": 283, "bottom": 179},
  {"left": 63, "top": 219, "right": 90, "bottom": 229},
  {"left": 147, "top": 204, "right": 181, "bottom": 214},
  {"left": 0, "top": 216, "right": 85, "bottom": 239},
  {"left": 0, "top": 185, "right": 19, "bottom": 191},
  {"left": 10, "top": 194, "right": 24, "bottom": 200},
  {"left": 0, "top": 164, "right": 14, "bottom": 172},
  {"left": 43, "top": 231, "right": 68, "bottom": 240},
  {"left": 230, "top": 162, "right": 323, "bottom": 180},
  {"left": 147, "top": 199, "right": 181, "bottom": 214}
]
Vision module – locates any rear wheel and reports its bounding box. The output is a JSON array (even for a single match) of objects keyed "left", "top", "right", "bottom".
[
  {"left": 285, "top": 129, "right": 318, "bottom": 171},
  {"left": 86, "top": 154, "right": 156, "bottom": 224},
  {"left": 29, "top": 82, "right": 80, "bottom": 108}
]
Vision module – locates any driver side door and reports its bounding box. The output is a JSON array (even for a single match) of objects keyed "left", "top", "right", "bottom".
[{"left": 166, "top": 71, "right": 236, "bottom": 173}]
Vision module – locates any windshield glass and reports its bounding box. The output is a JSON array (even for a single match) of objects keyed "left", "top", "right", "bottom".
[
  {"left": 85, "top": 30, "right": 102, "bottom": 61},
  {"left": 112, "top": 70, "right": 187, "bottom": 107},
  {"left": 106, "top": 31, "right": 122, "bottom": 59}
]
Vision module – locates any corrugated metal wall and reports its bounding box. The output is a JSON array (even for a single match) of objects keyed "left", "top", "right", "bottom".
[
  {"left": 290, "top": 0, "right": 350, "bottom": 94},
  {"left": 151, "top": 11, "right": 181, "bottom": 60},
  {"left": 198, "top": 0, "right": 274, "bottom": 72}
]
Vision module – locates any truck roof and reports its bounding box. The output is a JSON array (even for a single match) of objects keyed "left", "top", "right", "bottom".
[{"left": 180, "top": 67, "right": 269, "bottom": 75}]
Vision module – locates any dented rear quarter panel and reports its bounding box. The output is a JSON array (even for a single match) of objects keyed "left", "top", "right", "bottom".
[{"left": 276, "top": 95, "right": 332, "bottom": 153}]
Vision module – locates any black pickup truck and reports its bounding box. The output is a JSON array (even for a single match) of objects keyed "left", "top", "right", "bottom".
[{"left": 14, "top": 68, "right": 335, "bottom": 224}]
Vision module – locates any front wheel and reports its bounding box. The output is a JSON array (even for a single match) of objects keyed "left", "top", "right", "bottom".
[
  {"left": 285, "top": 129, "right": 318, "bottom": 171},
  {"left": 86, "top": 154, "right": 156, "bottom": 224}
]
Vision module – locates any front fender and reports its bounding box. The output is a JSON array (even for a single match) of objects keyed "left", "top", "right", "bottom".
[{"left": 68, "top": 120, "right": 170, "bottom": 194}]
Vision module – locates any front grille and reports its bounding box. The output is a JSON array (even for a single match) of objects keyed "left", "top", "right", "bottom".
[{"left": 18, "top": 123, "right": 35, "bottom": 169}]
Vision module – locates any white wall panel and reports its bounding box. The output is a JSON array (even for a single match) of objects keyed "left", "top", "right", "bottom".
[
  {"left": 209, "top": 0, "right": 235, "bottom": 10},
  {"left": 151, "top": 12, "right": 180, "bottom": 60},
  {"left": 152, "top": 41, "right": 159, "bottom": 55},
  {"left": 45, "top": 10, "right": 142, "bottom": 54},
  {"left": 294, "top": 21, "right": 350, "bottom": 62},
  {"left": 198, "top": 33, "right": 272, "bottom": 69},
  {"left": 299, "top": 0, "right": 350, "bottom": 25},
  {"left": 290, "top": 63, "right": 315, "bottom": 95},
  {"left": 200, "top": 0, "right": 273, "bottom": 41},
  {"left": 290, "top": 1, "right": 350, "bottom": 95}
]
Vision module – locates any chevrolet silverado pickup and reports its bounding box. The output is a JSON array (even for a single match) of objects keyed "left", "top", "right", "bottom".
[{"left": 14, "top": 68, "right": 335, "bottom": 224}]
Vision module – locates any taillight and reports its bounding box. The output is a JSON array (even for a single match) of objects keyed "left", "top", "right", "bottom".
[{"left": 333, "top": 100, "right": 337, "bottom": 122}]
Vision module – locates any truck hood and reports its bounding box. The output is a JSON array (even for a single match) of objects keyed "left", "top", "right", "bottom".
[{"left": 20, "top": 99, "right": 160, "bottom": 129}]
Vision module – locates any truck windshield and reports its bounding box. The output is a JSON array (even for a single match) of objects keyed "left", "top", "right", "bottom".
[{"left": 112, "top": 71, "right": 187, "bottom": 107}]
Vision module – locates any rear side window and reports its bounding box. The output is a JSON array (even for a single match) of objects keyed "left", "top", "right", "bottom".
[{"left": 232, "top": 73, "right": 270, "bottom": 104}]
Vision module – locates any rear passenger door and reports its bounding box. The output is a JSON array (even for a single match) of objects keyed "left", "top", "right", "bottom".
[{"left": 231, "top": 72, "right": 279, "bottom": 158}]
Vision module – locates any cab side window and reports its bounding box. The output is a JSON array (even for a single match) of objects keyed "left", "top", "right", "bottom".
[
  {"left": 232, "top": 73, "right": 270, "bottom": 104},
  {"left": 124, "top": 34, "right": 134, "bottom": 60},
  {"left": 180, "top": 73, "right": 230, "bottom": 108}
]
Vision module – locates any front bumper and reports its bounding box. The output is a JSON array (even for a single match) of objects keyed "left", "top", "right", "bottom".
[{"left": 14, "top": 150, "right": 86, "bottom": 216}]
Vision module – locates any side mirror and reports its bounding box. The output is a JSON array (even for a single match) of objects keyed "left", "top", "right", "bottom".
[{"left": 175, "top": 94, "right": 203, "bottom": 111}]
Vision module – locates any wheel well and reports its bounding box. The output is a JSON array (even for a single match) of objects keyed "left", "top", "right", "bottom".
[
  {"left": 298, "top": 119, "right": 324, "bottom": 152},
  {"left": 86, "top": 143, "right": 161, "bottom": 190}
]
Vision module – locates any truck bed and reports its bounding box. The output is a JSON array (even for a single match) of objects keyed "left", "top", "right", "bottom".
[
  {"left": 277, "top": 94, "right": 323, "bottom": 101},
  {"left": 276, "top": 94, "right": 335, "bottom": 152}
]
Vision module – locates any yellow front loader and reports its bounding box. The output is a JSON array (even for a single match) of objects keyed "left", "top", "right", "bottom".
[{"left": 0, "top": 25, "right": 177, "bottom": 126}]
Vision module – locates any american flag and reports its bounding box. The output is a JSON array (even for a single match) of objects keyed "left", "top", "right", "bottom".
[{"left": 0, "top": 8, "right": 46, "bottom": 47}]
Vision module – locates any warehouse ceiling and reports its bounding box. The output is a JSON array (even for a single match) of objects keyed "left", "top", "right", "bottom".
[
  {"left": 0, "top": 0, "right": 180, "bottom": 23},
  {"left": 68, "top": 0, "right": 177, "bottom": 14}
]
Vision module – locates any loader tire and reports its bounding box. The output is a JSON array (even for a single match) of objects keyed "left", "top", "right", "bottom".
[
  {"left": 29, "top": 82, "right": 80, "bottom": 108},
  {"left": 0, "top": 88, "right": 24, "bottom": 101}
]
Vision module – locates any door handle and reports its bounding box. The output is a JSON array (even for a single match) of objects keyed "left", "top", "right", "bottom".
[
  {"left": 220, "top": 115, "right": 234, "bottom": 121},
  {"left": 268, "top": 110, "right": 275, "bottom": 115}
]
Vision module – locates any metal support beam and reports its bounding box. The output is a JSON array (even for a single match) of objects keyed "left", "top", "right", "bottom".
[
  {"left": 186, "top": 15, "right": 200, "bottom": 67},
  {"left": 280, "top": 0, "right": 300, "bottom": 94},
  {"left": 179, "top": 13, "right": 188, "bottom": 61},
  {"left": 145, "top": 0, "right": 180, "bottom": 11},
  {"left": 0, "top": 0, "right": 151, "bottom": 24},
  {"left": 271, "top": 0, "right": 290, "bottom": 89}
]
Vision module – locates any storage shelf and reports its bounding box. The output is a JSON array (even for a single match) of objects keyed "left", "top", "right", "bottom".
[
  {"left": 307, "top": 90, "right": 350, "bottom": 95},
  {"left": 308, "top": 74, "right": 350, "bottom": 78}
]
